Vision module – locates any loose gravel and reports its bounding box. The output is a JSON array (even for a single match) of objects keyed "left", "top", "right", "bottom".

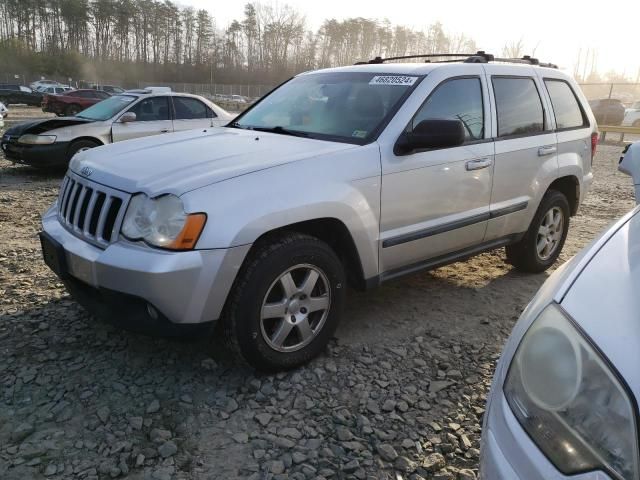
[{"left": 0, "top": 112, "right": 635, "bottom": 480}]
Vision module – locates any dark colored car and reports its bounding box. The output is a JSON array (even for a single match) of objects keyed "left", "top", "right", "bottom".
[
  {"left": 0, "top": 84, "right": 43, "bottom": 106},
  {"left": 589, "top": 98, "right": 626, "bottom": 126},
  {"left": 42, "top": 89, "right": 111, "bottom": 117}
]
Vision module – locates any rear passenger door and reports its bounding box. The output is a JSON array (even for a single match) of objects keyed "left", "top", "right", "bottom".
[
  {"left": 171, "top": 96, "right": 215, "bottom": 132},
  {"left": 111, "top": 96, "right": 174, "bottom": 142},
  {"left": 483, "top": 66, "right": 558, "bottom": 242},
  {"left": 540, "top": 76, "right": 592, "bottom": 200}
]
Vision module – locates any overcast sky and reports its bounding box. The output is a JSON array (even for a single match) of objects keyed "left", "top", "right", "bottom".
[{"left": 184, "top": 0, "right": 640, "bottom": 80}]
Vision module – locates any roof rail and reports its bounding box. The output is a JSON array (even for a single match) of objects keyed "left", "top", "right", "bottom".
[{"left": 354, "top": 51, "right": 557, "bottom": 68}]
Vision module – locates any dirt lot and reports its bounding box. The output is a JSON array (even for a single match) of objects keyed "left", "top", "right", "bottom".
[{"left": 0, "top": 109, "right": 635, "bottom": 480}]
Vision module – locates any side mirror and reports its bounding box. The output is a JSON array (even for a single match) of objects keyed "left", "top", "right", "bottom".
[
  {"left": 619, "top": 142, "right": 640, "bottom": 204},
  {"left": 395, "top": 119, "right": 465, "bottom": 155},
  {"left": 119, "top": 112, "right": 136, "bottom": 123}
]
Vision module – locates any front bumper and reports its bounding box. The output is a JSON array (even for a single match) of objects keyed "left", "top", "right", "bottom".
[
  {"left": 41, "top": 204, "right": 250, "bottom": 328},
  {"left": 1, "top": 137, "right": 69, "bottom": 167},
  {"left": 480, "top": 393, "right": 613, "bottom": 480}
]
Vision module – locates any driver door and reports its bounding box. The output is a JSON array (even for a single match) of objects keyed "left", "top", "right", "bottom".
[
  {"left": 111, "top": 96, "right": 174, "bottom": 142},
  {"left": 379, "top": 71, "right": 495, "bottom": 275}
]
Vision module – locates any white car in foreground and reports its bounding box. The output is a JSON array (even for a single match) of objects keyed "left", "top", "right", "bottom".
[{"left": 481, "top": 141, "right": 640, "bottom": 480}]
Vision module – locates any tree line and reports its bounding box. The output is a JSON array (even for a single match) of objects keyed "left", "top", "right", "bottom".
[{"left": 0, "top": 0, "right": 480, "bottom": 85}]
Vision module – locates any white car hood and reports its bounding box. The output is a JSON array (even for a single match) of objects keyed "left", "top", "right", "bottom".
[
  {"left": 562, "top": 208, "right": 640, "bottom": 399},
  {"left": 69, "top": 127, "right": 356, "bottom": 195}
]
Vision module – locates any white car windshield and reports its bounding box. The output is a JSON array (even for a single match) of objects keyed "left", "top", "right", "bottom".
[
  {"left": 76, "top": 95, "right": 137, "bottom": 121},
  {"left": 231, "top": 72, "right": 422, "bottom": 143}
]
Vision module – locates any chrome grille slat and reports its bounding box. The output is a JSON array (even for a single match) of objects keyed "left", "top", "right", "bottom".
[
  {"left": 96, "top": 197, "right": 113, "bottom": 243},
  {"left": 60, "top": 179, "right": 74, "bottom": 218},
  {"left": 55, "top": 172, "right": 130, "bottom": 249},
  {"left": 65, "top": 183, "right": 80, "bottom": 224},
  {"left": 83, "top": 190, "right": 99, "bottom": 237},
  {"left": 72, "top": 186, "right": 88, "bottom": 229}
]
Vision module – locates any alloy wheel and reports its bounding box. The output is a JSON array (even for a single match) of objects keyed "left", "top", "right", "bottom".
[
  {"left": 260, "top": 263, "right": 331, "bottom": 353},
  {"left": 536, "top": 206, "right": 564, "bottom": 261}
]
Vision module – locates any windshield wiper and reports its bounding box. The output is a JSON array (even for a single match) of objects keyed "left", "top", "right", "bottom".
[{"left": 247, "top": 125, "right": 310, "bottom": 138}]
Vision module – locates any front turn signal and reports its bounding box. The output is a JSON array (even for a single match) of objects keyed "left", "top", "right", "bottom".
[{"left": 167, "top": 213, "right": 207, "bottom": 250}]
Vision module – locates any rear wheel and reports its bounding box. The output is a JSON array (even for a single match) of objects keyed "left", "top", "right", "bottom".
[
  {"left": 505, "top": 190, "right": 570, "bottom": 273},
  {"left": 66, "top": 104, "right": 82, "bottom": 116},
  {"left": 222, "top": 232, "right": 346, "bottom": 371},
  {"left": 67, "top": 139, "right": 100, "bottom": 163}
]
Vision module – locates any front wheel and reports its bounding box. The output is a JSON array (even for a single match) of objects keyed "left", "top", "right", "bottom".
[
  {"left": 67, "top": 139, "right": 100, "bottom": 164},
  {"left": 505, "top": 190, "right": 570, "bottom": 273},
  {"left": 222, "top": 233, "right": 346, "bottom": 371}
]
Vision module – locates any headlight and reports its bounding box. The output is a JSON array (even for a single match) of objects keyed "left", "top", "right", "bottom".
[
  {"left": 121, "top": 193, "right": 206, "bottom": 250},
  {"left": 18, "top": 134, "right": 56, "bottom": 145},
  {"left": 505, "top": 303, "right": 639, "bottom": 480}
]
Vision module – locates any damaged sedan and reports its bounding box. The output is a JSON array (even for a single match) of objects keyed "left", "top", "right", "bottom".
[{"left": 1, "top": 90, "right": 234, "bottom": 169}]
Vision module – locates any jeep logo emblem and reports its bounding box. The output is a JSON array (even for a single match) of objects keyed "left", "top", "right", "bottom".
[{"left": 80, "top": 166, "right": 93, "bottom": 177}]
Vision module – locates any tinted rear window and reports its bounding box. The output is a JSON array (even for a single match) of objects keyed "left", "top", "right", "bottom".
[
  {"left": 544, "top": 80, "right": 586, "bottom": 129},
  {"left": 493, "top": 77, "right": 545, "bottom": 137}
]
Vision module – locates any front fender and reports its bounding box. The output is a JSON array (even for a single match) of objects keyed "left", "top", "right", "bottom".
[{"left": 181, "top": 144, "right": 382, "bottom": 279}]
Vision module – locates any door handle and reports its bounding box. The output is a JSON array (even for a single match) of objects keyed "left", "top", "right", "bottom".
[
  {"left": 538, "top": 145, "right": 557, "bottom": 156},
  {"left": 465, "top": 157, "right": 493, "bottom": 171}
]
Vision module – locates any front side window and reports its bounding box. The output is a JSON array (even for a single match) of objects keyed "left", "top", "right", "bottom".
[
  {"left": 128, "top": 97, "right": 170, "bottom": 121},
  {"left": 411, "top": 77, "right": 484, "bottom": 141},
  {"left": 493, "top": 77, "right": 545, "bottom": 137},
  {"left": 76, "top": 95, "right": 137, "bottom": 121},
  {"left": 232, "top": 72, "right": 422, "bottom": 143},
  {"left": 544, "top": 80, "right": 586, "bottom": 129},
  {"left": 173, "top": 97, "right": 212, "bottom": 119}
]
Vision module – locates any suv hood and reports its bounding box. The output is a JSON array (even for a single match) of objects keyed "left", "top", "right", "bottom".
[{"left": 70, "top": 127, "right": 357, "bottom": 194}]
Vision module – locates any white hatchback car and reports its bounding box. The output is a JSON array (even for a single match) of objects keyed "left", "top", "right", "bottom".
[{"left": 481, "top": 142, "right": 640, "bottom": 480}]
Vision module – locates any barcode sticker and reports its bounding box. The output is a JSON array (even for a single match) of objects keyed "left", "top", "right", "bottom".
[{"left": 369, "top": 75, "right": 418, "bottom": 86}]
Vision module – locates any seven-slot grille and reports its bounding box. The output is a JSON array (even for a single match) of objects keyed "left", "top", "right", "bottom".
[{"left": 57, "top": 173, "right": 129, "bottom": 248}]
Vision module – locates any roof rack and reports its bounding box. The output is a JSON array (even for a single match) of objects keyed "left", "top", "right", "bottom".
[{"left": 355, "top": 51, "right": 557, "bottom": 69}]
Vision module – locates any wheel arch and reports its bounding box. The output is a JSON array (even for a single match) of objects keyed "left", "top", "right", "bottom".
[
  {"left": 547, "top": 175, "right": 580, "bottom": 216},
  {"left": 246, "top": 217, "right": 368, "bottom": 291}
]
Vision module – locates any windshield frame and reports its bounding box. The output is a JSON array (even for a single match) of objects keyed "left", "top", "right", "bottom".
[
  {"left": 76, "top": 94, "right": 138, "bottom": 121},
  {"left": 227, "top": 71, "right": 426, "bottom": 145}
]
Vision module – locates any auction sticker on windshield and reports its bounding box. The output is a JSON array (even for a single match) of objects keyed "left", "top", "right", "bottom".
[{"left": 369, "top": 75, "right": 418, "bottom": 86}]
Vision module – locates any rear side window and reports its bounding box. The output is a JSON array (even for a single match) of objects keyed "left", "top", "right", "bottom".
[
  {"left": 493, "top": 77, "right": 545, "bottom": 137},
  {"left": 544, "top": 80, "right": 586, "bottom": 129},
  {"left": 412, "top": 77, "right": 484, "bottom": 141},
  {"left": 173, "top": 97, "right": 214, "bottom": 119}
]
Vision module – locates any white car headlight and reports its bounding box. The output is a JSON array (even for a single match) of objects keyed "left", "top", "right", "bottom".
[
  {"left": 121, "top": 193, "right": 206, "bottom": 250},
  {"left": 504, "top": 303, "right": 639, "bottom": 480},
  {"left": 18, "top": 134, "right": 56, "bottom": 145}
]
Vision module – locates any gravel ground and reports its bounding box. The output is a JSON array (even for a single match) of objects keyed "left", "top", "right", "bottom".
[{"left": 0, "top": 109, "right": 635, "bottom": 480}]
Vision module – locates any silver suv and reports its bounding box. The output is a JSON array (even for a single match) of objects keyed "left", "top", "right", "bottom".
[{"left": 40, "top": 52, "right": 597, "bottom": 371}]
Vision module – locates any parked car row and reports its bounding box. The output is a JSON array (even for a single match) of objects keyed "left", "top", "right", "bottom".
[
  {"left": 42, "top": 89, "right": 111, "bottom": 117},
  {"left": 0, "top": 84, "right": 43, "bottom": 106}
]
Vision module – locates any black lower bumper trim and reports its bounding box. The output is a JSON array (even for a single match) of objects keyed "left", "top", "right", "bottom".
[{"left": 63, "top": 275, "right": 216, "bottom": 338}]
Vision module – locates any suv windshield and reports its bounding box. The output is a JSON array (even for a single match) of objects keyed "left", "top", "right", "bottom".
[
  {"left": 232, "top": 72, "right": 422, "bottom": 143},
  {"left": 77, "top": 95, "right": 137, "bottom": 121}
]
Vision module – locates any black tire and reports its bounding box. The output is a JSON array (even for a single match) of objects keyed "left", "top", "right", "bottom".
[
  {"left": 505, "top": 190, "right": 570, "bottom": 273},
  {"left": 222, "top": 232, "right": 346, "bottom": 371},
  {"left": 66, "top": 104, "right": 82, "bottom": 116},
  {"left": 67, "top": 139, "right": 100, "bottom": 163}
]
